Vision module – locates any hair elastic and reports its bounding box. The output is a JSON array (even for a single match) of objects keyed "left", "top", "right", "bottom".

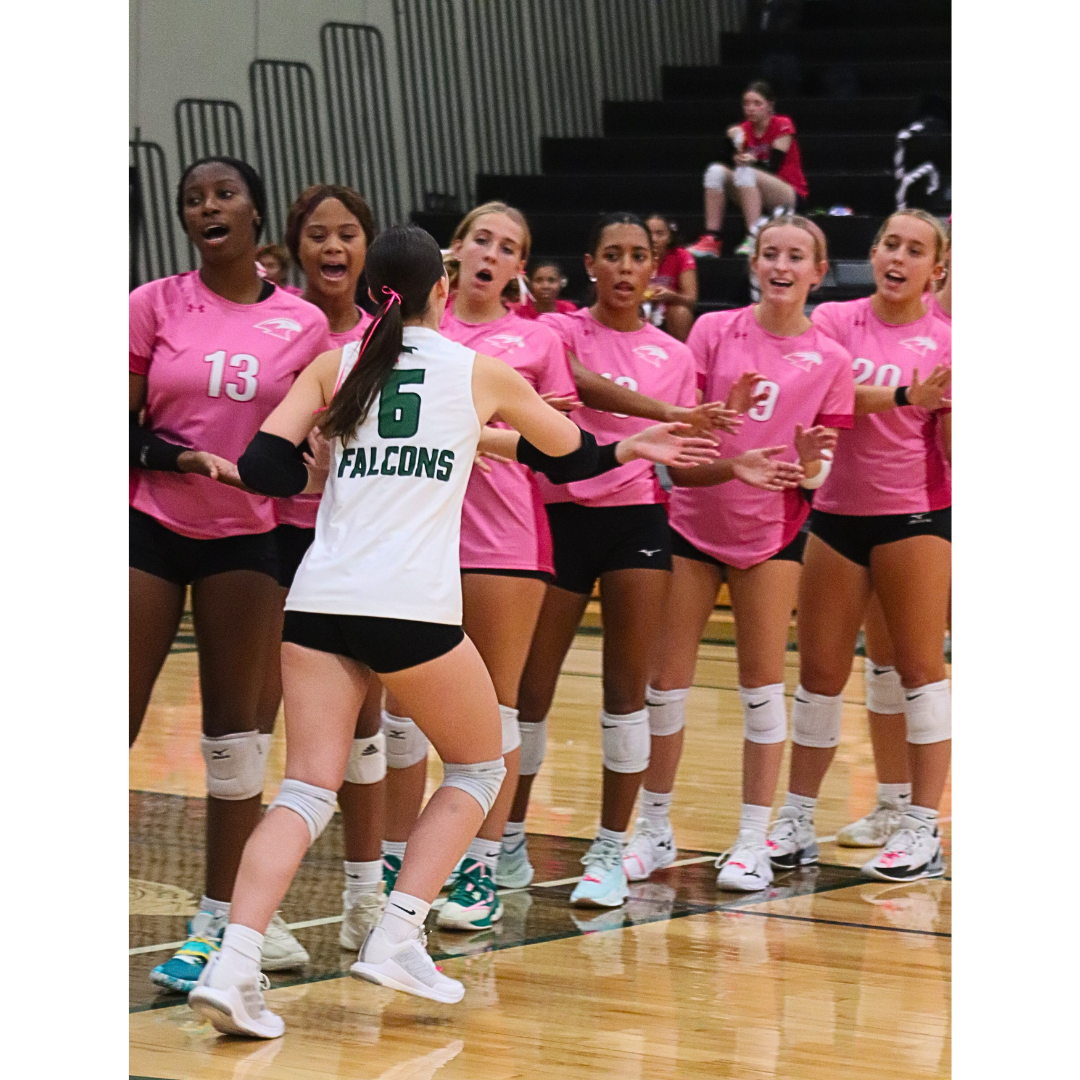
[{"left": 382, "top": 286, "right": 402, "bottom": 305}]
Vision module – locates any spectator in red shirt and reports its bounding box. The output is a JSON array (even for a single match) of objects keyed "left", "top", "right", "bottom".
[
  {"left": 515, "top": 259, "right": 578, "bottom": 319},
  {"left": 689, "top": 81, "right": 809, "bottom": 259},
  {"left": 643, "top": 215, "right": 698, "bottom": 342}
]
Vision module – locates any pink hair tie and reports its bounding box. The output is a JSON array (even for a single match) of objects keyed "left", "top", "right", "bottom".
[{"left": 382, "top": 286, "right": 402, "bottom": 305}]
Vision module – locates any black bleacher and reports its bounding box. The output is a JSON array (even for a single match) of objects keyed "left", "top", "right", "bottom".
[{"left": 414, "top": 0, "right": 950, "bottom": 312}]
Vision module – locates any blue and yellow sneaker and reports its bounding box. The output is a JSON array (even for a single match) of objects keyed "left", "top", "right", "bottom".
[
  {"left": 570, "top": 838, "right": 629, "bottom": 908},
  {"left": 149, "top": 910, "right": 227, "bottom": 993},
  {"left": 436, "top": 858, "right": 504, "bottom": 930}
]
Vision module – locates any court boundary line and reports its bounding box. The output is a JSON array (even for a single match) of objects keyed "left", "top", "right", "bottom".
[{"left": 131, "top": 861, "right": 933, "bottom": 1014}]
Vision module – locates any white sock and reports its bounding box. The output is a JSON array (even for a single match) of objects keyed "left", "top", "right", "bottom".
[
  {"left": 785, "top": 792, "right": 816, "bottom": 817},
  {"left": 466, "top": 837, "right": 500, "bottom": 874},
  {"left": 381, "top": 840, "right": 407, "bottom": 860},
  {"left": 641, "top": 789, "right": 673, "bottom": 828},
  {"left": 907, "top": 804, "right": 939, "bottom": 828},
  {"left": 738, "top": 803, "right": 771, "bottom": 845},
  {"left": 879, "top": 782, "right": 912, "bottom": 806},
  {"left": 218, "top": 924, "right": 262, "bottom": 980},
  {"left": 597, "top": 825, "right": 626, "bottom": 847},
  {"left": 344, "top": 859, "right": 383, "bottom": 903},
  {"left": 502, "top": 820, "right": 525, "bottom": 841},
  {"left": 381, "top": 891, "right": 430, "bottom": 945},
  {"left": 200, "top": 895, "right": 231, "bottom": 919}
]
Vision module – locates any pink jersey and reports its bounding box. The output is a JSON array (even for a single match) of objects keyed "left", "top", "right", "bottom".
[
  {"left": 924, "top": 290, "right": 951, "bottom": 325},
  {"left": 441, "top": 307, "right": 577, "bottom": 571},
  {"left": 811, "top": 297, "right": 951, "bottom": 516},
  {"left": 277, "top": 308, "right": 376, "bottom": 529},
  {"left": 130, "top": 273, "right": 330, "bottom": 539},
  {"left": 669, "top": 307, "right": 854, "bottom": 568},
  {"left": 536, "top": 308, "right": 697, "bottom": 508}
]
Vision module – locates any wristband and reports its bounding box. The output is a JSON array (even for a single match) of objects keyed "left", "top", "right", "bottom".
[
  {"left": 894, "top": 385, "right": 910, "bottom": 407},
  {"left": 799, "top": 451, "right": 832, "bottom": 490},
  {"left": 129, "top": 412, "right": 185, "bottom": 472}
]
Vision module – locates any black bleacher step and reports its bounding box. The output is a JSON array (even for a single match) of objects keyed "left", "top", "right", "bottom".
[
  {"left": 720, "top": 27, "right": 950, "bottom": 65},
  {"left": 604, "top": 97, "right": 925, "bottom": 138},
  {"left": 541, "top": 134, "right": 949, "bottom": 175},
  {"left": 663, "top": 60, "right": 951, "bottom": 99},
  {"left": 800, "top": 0, "right": 950, "bottom": 30},
  {"left": 477, "top": 171, "right": 898, "bottom": 215},
  {"left": 412, "top": 212, "right": 885, "bottom": 262}
]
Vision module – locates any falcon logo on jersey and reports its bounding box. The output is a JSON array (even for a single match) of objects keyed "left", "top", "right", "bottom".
[
  {"left": 633, "top": 345, "right": 669, "bottom": 367},
  {"left": 784, "top": 351, "right": 823, "bottom": 372},
  {"left": 254, "top": 317, "right": 304, "bottom": 341},
  {"left": 484, "top": 333, "right": 527, "bottom": 351},
  {"left": 899, "top": 336, "right": 939, "bottom": 357}
]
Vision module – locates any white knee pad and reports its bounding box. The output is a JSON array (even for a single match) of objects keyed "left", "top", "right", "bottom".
[
  {"left": 733, "top": 164, "right": 757, "bottom": 188},
  {"left": 441, "top": 758, "right": 507, "bottom": 816},
  {"left": 740, "top": 683, "right": 788, "bottom": 744},
  {"left": 518, "top": 718, "right": 547, "bottom": 776},
  {"left": 790, "top": 686, "right": 843, "bottom": 748},
  {"left": 864, "top": 658, "right": 905, "bottom": 715},
  {"left": 903, "top": 678, "right": 951, "bottom": 745},
  {"left": 257, "top": 733, "right": 273, "bottom": 757},
  {"left": 201, "top": 731, "right": 267, "bottom": 800},
  {"left": 500, "top": 704, "right": 521, "bottom": 755},
  {"left": 344, "top": 732, "right": 387, "bottom": 785},
  {"left": 704, "top": 162, "right": 728, "bottom": 189},
  {"left": 382, "top": 711, "right": 429, "bottom": 769},
  {"left": 645, "top": 685, "right": 688, "bottom": 736},
  {"left": 269, "top": 778, "right": 337, "bottom": 843},
  {"left": 600, "top": 708, "right": 650, "bottom": 773}
]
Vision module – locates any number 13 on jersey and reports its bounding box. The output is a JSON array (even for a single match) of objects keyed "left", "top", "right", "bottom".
[{"left": 204, "top": 350, "right": 259, "bottom": 401}]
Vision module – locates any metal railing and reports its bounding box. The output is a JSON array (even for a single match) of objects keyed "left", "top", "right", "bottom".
[
  {"left": 130, "top": 136, "right": 178, "bottom": 289},
  {"left": 249, "top": 59, "right": 327, "bottom": 241},
  {"left": 174, "top": 98, "right": 248, "bottom": 168},
  {"left": 321, "top": 22, "right": 402, "bottom": 229}
]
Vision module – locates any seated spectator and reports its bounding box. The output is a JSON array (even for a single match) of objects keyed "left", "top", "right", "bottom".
[
  {"left": 644, "top": 215, "right": 697, "bottom": 342},
  {"left": 255, "top": 242, "right": 302, "bottom": 294},
  {"left": 688, "top": 81, "right": 809, "bottom": 258},
  {"left": 515, "top": 259, "right": 578, "bottom": 318}
]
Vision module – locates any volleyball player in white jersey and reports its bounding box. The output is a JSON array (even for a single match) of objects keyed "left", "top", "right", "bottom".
[{"left": 188, "top": 226, "right": 721, "bottom": 1036}]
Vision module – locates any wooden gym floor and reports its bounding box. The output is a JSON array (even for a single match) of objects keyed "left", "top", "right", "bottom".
[{"left": 129, "top": 623, "right": 951, "bottom": 1079}]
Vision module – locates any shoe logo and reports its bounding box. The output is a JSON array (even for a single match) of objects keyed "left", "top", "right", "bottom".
[
  {"left": 391, "top": 903, "right": 417, "bottom": 916},
  {"left": 639, "top": 548, "right": 661, "bottom": 556},
  {"left": 633, "top": 344, "right": 669, "bottom": 367},
  {"left": 254, "top": 316, "right": 303, "bottom": 341},
  {"left": 747, "top": 701, "right": 768, "bottom": 709},
  {"left": 872, "top": 667, "right": 892, "bottom": 675},
  {"left": 784, "top": 350, "right": 823, "bottom": 372},
  {"left": 908, "top": 512, "right": 931, "bottom": 525},
  {"left": 899, "top": 335, "right": 939, "bottom": 357}
]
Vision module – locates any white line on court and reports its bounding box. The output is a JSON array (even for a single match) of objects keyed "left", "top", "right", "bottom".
[{"left": 129, "top": 822, "right": 950, "bottom": 957}]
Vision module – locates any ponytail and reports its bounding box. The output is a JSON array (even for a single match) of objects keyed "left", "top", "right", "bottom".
[{"left": 318, "top": 225, "right": 445, "bottom": 444}]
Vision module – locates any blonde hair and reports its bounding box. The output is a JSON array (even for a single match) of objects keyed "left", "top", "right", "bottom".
[
  {"left": 872, "top": 209, "right": 949, "bottom": 262},
  {"left": 444, "top": 201, "right": 532, "bottom": 303},
  {"left": 753, "top": 214, "right": 828, "bottom": 264}
]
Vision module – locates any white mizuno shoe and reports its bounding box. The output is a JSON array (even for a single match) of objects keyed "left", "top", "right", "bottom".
[
  {"left": 350, "top": 926, "right": 464, "bottom": 1004},
  {"left": 622, "top": 818, "right": 677, "bottom": 882},
  {"left": 837, "top": 799, "right": 908, "bottom": 847},
  {"left": 188, "top": 953, "right": 284, "bottom": 1039},
  {"left": 715, "top": 837, "right": 774, "bottom": 892}
]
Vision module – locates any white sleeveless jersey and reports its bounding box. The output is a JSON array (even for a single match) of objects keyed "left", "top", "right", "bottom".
[{"left": 286, "top": 326, "right": 480, "bottom": 624}]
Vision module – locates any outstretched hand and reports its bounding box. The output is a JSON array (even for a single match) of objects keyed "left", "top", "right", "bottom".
[
  {"left": 621, "top": 423, "right": 723, "bottom": 469},
  {"left": 541, "top": 391, "right": 583, "bottom": 415},
  {"left": 725, "top": 371, "right": 769, "bottom": 415},
  {"left": 302, "top": 428, "right": 333, "bottom": 494},
  {"left": 908, "top": 365, "right": 951, "bottom": 410},
  {"left": 179, "top": 450, "right": 245, "bottom": 488},
  {"left": 793, "top": 424, "right": 838, "bottom": 463},
  {"left": 670, "top": 400, "right": 742, "bottom": 436},
  {"left": 730, "top": 446, "right": 804, "bottom": 491}
]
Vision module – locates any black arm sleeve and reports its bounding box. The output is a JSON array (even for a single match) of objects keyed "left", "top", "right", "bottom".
[
  {"left": 767, "top": 146, "right": 786, "bottom": 175},
  {"left": 516, "top": 428, "right": 621, "bottom": 484},
  {"left": 238, "top": 431, "right": 309, "bottom": 497},
  {"left": 129, "top": 411, "right": 185, "bottom": 471}
]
